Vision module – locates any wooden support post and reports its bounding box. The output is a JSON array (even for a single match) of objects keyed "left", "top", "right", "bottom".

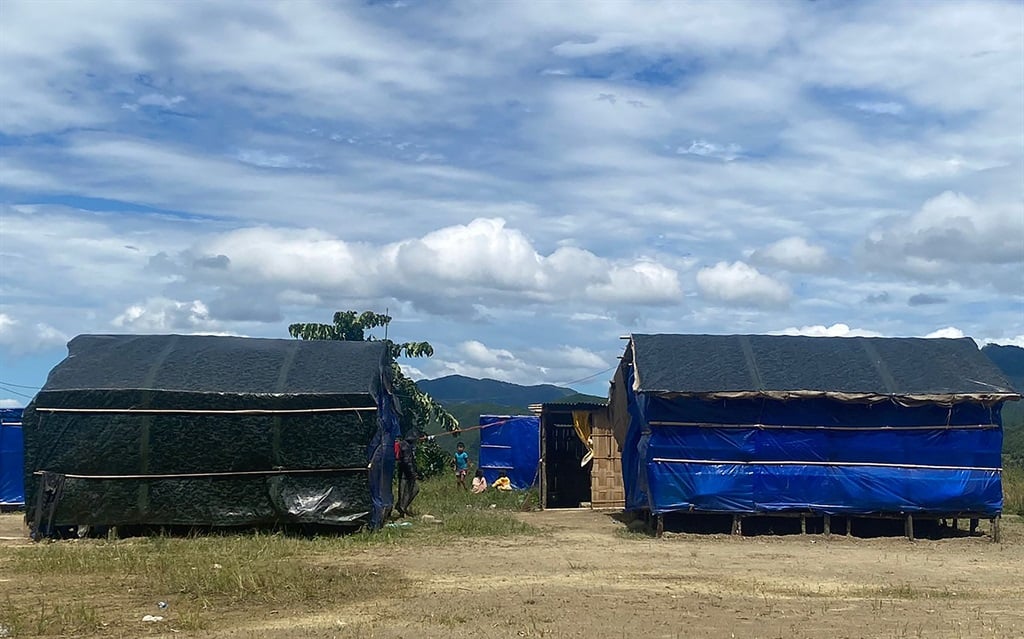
[
  {"left": 800, "top": 515, "right": 807, "bottom": 535},
  {"left": 656, "top": 514, "right": 664, "bottom": 538},
  {"left": 846, "top": 517, "right": 852, "bottom": 537},
  {"left": 952, "top": 518, "right": 958, "bottom": 531},
  {"left": 992, "top": 516, "right": 1001, "bottom": 544},
  {"left": 732, "top": 514, "right": 743, "bottom": 536},
  {"left": 823, "top": 514, "right": 831, "bottom": 537},
  {"left": 905, "top": 514, "right": 914, "bottom": 541}
]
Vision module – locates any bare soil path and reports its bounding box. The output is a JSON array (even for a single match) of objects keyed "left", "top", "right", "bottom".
[
  {"left": 229, "top": 510, "right": 1024, "bottom": 639},
  {"left": 3, "top": 511, "right": 1022, "bottom": 638}
]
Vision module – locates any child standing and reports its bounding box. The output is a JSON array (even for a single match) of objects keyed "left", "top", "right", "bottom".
[{"left": 453, "top": 442, "right": 470, "bottom": 491}]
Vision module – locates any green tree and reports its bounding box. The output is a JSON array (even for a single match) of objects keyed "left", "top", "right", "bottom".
[{"left": 288, "top": 311, "right": 459, "bottom": 476}]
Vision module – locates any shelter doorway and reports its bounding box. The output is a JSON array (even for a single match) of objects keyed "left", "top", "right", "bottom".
[{"left": 541, "top": 411, "right": 591, "bottom": 508}]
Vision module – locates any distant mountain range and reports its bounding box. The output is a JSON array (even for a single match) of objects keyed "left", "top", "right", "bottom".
[
  {"left": 983, "top": 344, "right": 1024, "bottom": 461},
  {"left": 414, "top": 375, "right": 605, "bottom": 457},
  {"left": 417, "top": 374, "right": 602, "bottom": 408}
]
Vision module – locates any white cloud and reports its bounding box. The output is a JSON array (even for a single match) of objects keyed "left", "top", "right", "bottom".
[
  {"left": 234, "top": 150, "right": 315, "bottom": 170},
  {"left": 194, "top": 218, "right": 682, "bottom": 312},
  {"left": 854, "top": 101, "right": 905, "bottom": 115},
  {"left": 750, "top": 237, "right": 831, "bottom": 272},
  {"left": 795, "top": 2, "right": 1024, "bottom": 116},
  {"left": 0, "top": 1, "right": 1022, "bottom": 390},
  {"left": 0, "top": 398, "right": 24, "bottom": 408},
  {"left": 0, "top": 313, "right": 68, "bottom": 354},
  {"left": 924, "top": 326, "right": 966, "bottom": 339},
  {"left": 423, "top": 340, "right": 610, "bottom": 386},
  {"left": 983, "top": 335, "right": 1024, "bottom": 348},
  {"left": 569, "top": 312, "right": 612, "bottom": 322},
  {"left": 136, "top": 93, "right": 186, "bottom": 109},
  {"left": 863, "top": 191, "right": 1024, "bottom": 289},
  {"left": 677, "top": 140, "right": 742, "bottom": 161},
  {"left": 774, "top": 323, "right": 882, "bottom": 338},
  {"left": 696, "top": 261, "right": 791, "bottom": 307},
  {"left": 112, "top": 298, "right": 220, "bottom": 332}
]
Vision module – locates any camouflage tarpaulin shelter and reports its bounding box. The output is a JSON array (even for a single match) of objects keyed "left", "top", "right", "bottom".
[{"left": 22, "top": 334, "right": 401, "bottom": 535}]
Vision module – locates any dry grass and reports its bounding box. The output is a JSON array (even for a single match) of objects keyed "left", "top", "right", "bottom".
[
  {"left": 0, "top": 476, "right": 536, "bottom": 637},
  {"left": 1003, "top": 461, "right": 1024, "bottom": 517},
  {"left": 0, "top": 532, "right": 404, "bottom": 636}
]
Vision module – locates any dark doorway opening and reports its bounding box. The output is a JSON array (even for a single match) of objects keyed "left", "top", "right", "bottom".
[{"left": 543, "top": 412, "right": 591, "bottom": 508}]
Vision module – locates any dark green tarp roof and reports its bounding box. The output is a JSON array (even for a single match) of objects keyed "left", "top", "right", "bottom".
[
  {"left": 39, "top": 334, "right": 388, "bottom": 396},
  {"left": 627, "top": 334, "right": 1019, "bottom": 403}
]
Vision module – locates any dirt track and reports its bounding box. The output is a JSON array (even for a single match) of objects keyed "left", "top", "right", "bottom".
[
  {"left": 239, "top": 510, "right": 1023, "bottom": 639},
  {"left": 3, "top": 511, "right": 1023, "bottom": 638}
]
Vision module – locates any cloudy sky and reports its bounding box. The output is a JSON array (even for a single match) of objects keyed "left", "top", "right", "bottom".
[{"left": 1, "top": 0, "right": 1022, "bottom": 405}]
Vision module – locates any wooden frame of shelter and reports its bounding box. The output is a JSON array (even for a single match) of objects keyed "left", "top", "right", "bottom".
[{"left": 534, "top": 401, "right": 624, "bottom": 510}]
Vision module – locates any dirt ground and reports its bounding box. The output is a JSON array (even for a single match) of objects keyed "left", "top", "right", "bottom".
[{"left": 2, "top": 511, "right": 1023, "bottom": 639}]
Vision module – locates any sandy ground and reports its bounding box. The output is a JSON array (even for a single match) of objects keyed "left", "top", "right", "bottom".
[{"left": 2, "top": 511, "right": 1023, "bottom": 639}]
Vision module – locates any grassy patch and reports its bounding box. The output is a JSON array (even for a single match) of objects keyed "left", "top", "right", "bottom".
[
  {"left": 413, "top": 474, "right": 539, "bottom": 515},
  {"left": 0, "top": 533, "right": 404, "bottom": 636},
  {"left": 854, "top": 583, "right": 969, "bottom": 600},
  {"left": 0, "top": 477, "right": 537, "bottom": 636},
  {"left": 1003, "top": 461, "right": 1024, "bottom": 517},
  {"left": 0, "top": 598, "right": 104, "bottom": 637},
  {"left": 393, "top": 475, "right": 539, "bottom": 539},
  {"left": 6, "top": 533, "right": 396, "bottom": 606}
]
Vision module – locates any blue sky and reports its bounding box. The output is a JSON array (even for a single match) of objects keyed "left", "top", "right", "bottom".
[{"left": 1, "top": 0, "right": 1022, "bottom": 404}]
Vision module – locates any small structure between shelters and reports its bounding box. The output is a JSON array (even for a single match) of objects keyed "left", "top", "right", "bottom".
[
  {"left": 1, "top": 408, "right": 24, "bottom": 509},
  {"left": 611, "top": 334, "right": 1020, "bottom": 539},
  {"left": 22, "top": 334, "right": 401, "bottom": 537},
  {"left": 535, "top": 401, "right": 624, "bottom": 509},
  {"left": 478, "top": 415, "right": 540, "bottom": 489}
]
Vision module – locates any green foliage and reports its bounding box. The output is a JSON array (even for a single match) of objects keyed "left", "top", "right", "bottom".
[
  {"left": 288, "top": 309, "right": 458, "bottom": 433},
  {"left": 394, "top": 371, "right": 459, "bottom": 433},
  {"left": 416, "top": 436, "right": 451, "bottom": 479},
  {"left": 413, "top": 475, "right": 540, "bottom": 525}
]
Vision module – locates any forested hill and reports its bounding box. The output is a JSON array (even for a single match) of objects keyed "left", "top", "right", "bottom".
[
  {"left": 982, "top": 344, "right": 1024, "bottom": 461},
  {"left": 416, "top": 375, "right": 578, "bottom": 407},
  {"left": 415, "top": 375, "right": 604, "bottom": 458}
]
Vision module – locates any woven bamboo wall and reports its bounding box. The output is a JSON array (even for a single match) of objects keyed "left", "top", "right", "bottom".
[{"left": 590, "top": 409, "right": 624, "bottom": 508}]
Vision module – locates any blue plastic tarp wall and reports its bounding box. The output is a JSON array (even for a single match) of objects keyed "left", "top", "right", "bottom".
[
  {"left": 479, "top": 415, "right": 540, "bottom": 489},
  {"left": 1, "top": 408, "right": 24, "bottom": 506},
  {"left": 621, "top": 386, "right": 1005, "bottom": 516},
  {"left": 368, "top": 387, "right": 402, "bottom": 529}
]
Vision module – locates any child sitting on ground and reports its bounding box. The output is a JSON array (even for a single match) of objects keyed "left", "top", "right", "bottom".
[
  {"left": 492, "top": 470, "right": 512, "bottom": 491},
  {"left": 471, "top": 469, "right": 488, "bottom": 493}
]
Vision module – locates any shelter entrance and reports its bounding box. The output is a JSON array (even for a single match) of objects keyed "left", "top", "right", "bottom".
[{"left": 542, "top": 411, "right": 591, "bottom": 508}]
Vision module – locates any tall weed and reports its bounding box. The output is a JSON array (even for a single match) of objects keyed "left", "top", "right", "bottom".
[{"left": 1003, "top": 461, "right": 1024, "bottom": 517}]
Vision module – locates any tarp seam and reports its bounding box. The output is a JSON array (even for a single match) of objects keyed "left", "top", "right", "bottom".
[
  {"left": 647, "top": 421, "right": 1000, "bottom": 430},
  {"left": 651, "top": 457, "right": 1002, "bottom": 472},
  {"left": 33, "top": 467, "right": 370, "bottom": 480},
  {"left": 32, "top": 407, "right": 377, "bottom": 415}
]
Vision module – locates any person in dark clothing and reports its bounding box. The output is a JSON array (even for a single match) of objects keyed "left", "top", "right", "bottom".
[{"left": 396, "top": 433, "right": 420, "bottom": 517}]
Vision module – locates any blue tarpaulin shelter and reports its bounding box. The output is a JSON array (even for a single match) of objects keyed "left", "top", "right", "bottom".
[
  {"left": 611, "top": 334, "right": 1020, "bottom": 518},
  {"left": 479, "top": 415, "right": 539, "bottom": 489},
  {"left": 1, "top": 408, "right": 24, "bottom": 507}
]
